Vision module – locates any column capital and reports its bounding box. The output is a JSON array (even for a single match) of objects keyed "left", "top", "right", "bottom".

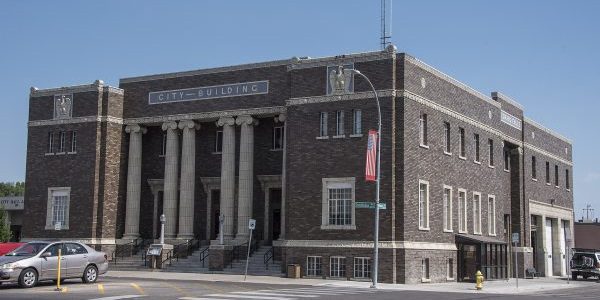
[
  {"left": 125, "top": 124, "right": 147, "bottom": 134},
  {"left": 235, "top": 115, "right": 259, "bottom": 126},
  {"left": 274, "top": 113, "right": 286, "bottom": 123},
  {"left": 178, "top": 120, "right": 200, "bottom": 130},
  {"left": 162, "top": 121, "right": 178, "bottom": 131},
  {"left": 216, "top": 116, "right": 235, "bottom": 127}
]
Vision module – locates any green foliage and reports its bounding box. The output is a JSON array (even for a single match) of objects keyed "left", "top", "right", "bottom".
[
  {"left": 0, "top": 182, "right": 25, "bottom": 197},
  {"left": 0, "top": 206, "right": 10, "bottom": 242}
]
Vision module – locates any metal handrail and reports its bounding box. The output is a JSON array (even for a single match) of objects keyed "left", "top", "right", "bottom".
[
  {"left": 264, "top": 246, "right": 274, "bottom": 270},
  {"left": 199, "top": 246, "right": 209, "bottom": 268},
  {"left": 111, "top": 237, "right": 142, "bottom": 264},
  {"left": 229, "top": 237, "right": 258, "bottom": 268},
  {"left": 162, "top": 248, "right": 173, "bottom": 266}
]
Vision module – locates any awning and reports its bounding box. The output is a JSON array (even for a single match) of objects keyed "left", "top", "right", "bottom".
[{"left": 455, "top": 234, "right": 507, "bottom": 245}]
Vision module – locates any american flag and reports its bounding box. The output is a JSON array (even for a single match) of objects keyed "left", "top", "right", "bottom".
[{"left": 365, "top": 130, "right": 378, "bottom": 182}]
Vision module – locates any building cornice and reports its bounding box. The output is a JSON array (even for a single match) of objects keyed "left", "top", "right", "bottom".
[
  {"left": 524, "top": 117, "right": 572, "bottom": 144},
  {"left": 491, "top": 91, "right": 524, "bottom": 110},
  {"left": 287, "top": 46, "right": 396, "bottom": 71},
  {"left": 29, "top": 80, "right": 121, "bottom": 97},
  {"left": 28, "top": 115, "right": 123, "bottom": 127},
  {"left": 286, "top": 90, "right": 395, "bottom": 106},
  {"left": 273, "top": 239, "right": 457, "bottom": 250},
  {"left": 123, "top": 106, "right": 286, "bottom": 125},
  {"left": 523, "top": 142, "right": 572, "bottom": 166}
]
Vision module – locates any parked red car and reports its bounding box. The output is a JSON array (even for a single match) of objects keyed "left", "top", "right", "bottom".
[{"left": 0, "top": 243, "right": 24, "bottom": 256}]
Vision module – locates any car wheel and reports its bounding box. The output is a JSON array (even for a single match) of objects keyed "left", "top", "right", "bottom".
[
  {"left": 82, "top": 265, "right": 98, "bottom": 283},
  {"left": 18, "top": 268, "right": 38, "bottom": 288}
]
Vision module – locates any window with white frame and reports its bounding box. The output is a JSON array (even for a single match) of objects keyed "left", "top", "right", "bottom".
[
  {"left": 458, "top": 189, "right": 467, "bottom": 233},
  {"left": 306, "top": 256, "right": 322, "bottom": 276},
  {"left": 214, "top": 130, "right": 223, "bottom": 153},
  {"left": 336, "top": 110, "right": 344, "bottom": 136},
  {"left": 473, "top": 192, "right": 482, "bottom": 234},
  {"left": 330, "top": 256, "right": 346, "bottom": 277},
  {"left": 70, "top": 131, "right": 77, "bottom": 153},
  {"left": 444, "top": 122, "right": 451, "bottom": 154},
  {"left": 272, "top": 126, "right": 284, "bottom": 150},
  {"left": 419, "top": 113, "right": 428, "bottom": 146},
  {"left": 488, "top": 139, "right": 494, "bottom": 166},
  {"left": 474, "top": 134, "right": 480, "bottom": 163},
  {"left": 459, "top": 127, "right": 466, "bottom": 158},
  {"left": 488, "top": 195, "right": 496, "bottom": 236},
  {"left": 58, "top": 131, "right": 66, "bottom": 153},
  {"left": 321, "top": 178, "right": 355, "bottom": 229},
  {"left": 352, "top": 109, "right": 362, "bottom": 135},
  {"left": 443, "top": 185, "right": 453, "bottom": 232},
  {"left": 45, "top": 187, "right": 70, "bottom": 230},
  {"left": 421, "top": 258, "right": 430, "bottom": 281},
  {"left": 354, "top": 257, "right": 371, "bottom": 278},
  {"left": 419, "top": 180, "right": 430, "bottom": 230},
  {"left": 47, "top": 132, "right": 54, "bottom": 153},
  {"left": 447, "top": 258, "right": 454, "bottom": 280},
  {"left": 319, "top": 112, "right": 328, "bottom": 137}
]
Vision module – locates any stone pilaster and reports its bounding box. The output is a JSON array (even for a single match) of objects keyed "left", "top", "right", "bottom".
[
  {"left": 216, "top": 117, "right": 236, "bottom": 240},
  {"left": 123, "top": 124, "right": 146, "bottom": 239},
  {"left": 235, "top": 115, "right": 258, "bottom": 240},
  {"left": 162, "top": 121, "right": 179, "bottom": 239},
  {"left": 177, "top": 120, "right": 200, "bottom": 239}
]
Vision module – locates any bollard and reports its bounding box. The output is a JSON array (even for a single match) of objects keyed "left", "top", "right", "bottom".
[
  {"left": 475, "top": 270, "right": 484, "bottom": 290},
  {"left": 55, "top": 248, "right": 62, "bottom": 291}
]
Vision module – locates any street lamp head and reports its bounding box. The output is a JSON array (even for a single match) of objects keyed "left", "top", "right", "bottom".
[
  {"left": 160, "top": 214, "right": 165, "bottom": 223},
  {"left": 347, "top": 68, "right": 362, "bottom": 75}
]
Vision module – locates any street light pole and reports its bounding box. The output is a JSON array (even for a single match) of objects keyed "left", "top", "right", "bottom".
[{"left": 349, "top": 69, "right": 381, "bottom": 288}]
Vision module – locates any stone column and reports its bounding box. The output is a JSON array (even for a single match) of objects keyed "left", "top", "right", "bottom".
[
  {"left": 177, "top": 120, "right": 200, "bottom": 239},
  {"left": 236, "top": 115, "right": 258, "bottom": 240},
  {"left": 123, "top": 124, "right": 146, "bottom": 239},
  {"left": 217, "top": 117, "right": 236, "bottom": 241},
  {"left": 277, "top": 113, "right": 287, "bottom": 240},
  {"left": 162, "top": 121, "right": 180, "bottom": 239}
]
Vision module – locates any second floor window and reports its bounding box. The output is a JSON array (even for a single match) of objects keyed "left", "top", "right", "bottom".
[
  {"left": 319, "top": 112, "right": 328, "bottom": 137},
  {"left": 215, "top": 130, "right": 223, "bottom": 153},
  {"left": 352, "top": 109, "right": 362, "bottom": 135},
  {"left": 160, "top": 133, "right": 167, "bottom": 156},
  {"left": 545, "top": 161, "right": 550, "bottom": 184},
  {"left": 444, "top": 122, "right": 451, "bottom": 153},
  {"left": 70, "top": 131, "right": 77, "bottom": 153},
  {"left": 458, "top": 189, "right": 467, "bottom": 233},
  {"left": 336, "top": 110, "right": 344, "bottom": 136},
  {"left": 474, "top": 134, "right": 480, "bottom": 162},
  {"left": 58, "top": 131, "right": 66, "bottom": 153},
  {"left": 272, "top": 126, "right": 284, "bottom": 150},
  {"left": 555, "top": 165, "right": 559, "bottom": 187},
  {"left": 419, "top": 113, "right": 428, "bottom": 146},
  {"left": 532, "top": 156, "right": 537, "bottom": 179},
  {"left": 47, "top": 132, "right": 55, "bottom": 153},
  {"left": 504, "top": 148, "right": 511, "bottom": 171},
  {"left": 473, "top": 193, "right": 482, "bottom": 234},
  {"left": 566, "top": 169, "right": 570, "bottom": 190},
  {"left": 459, "top": 127, "right": 465, "bottom": 158},
  {"left": 419, "top": 180, "right": 430, "bottom": 230},
  {"left": 488, "top": 139, "right": 494, "bottom": 166}
]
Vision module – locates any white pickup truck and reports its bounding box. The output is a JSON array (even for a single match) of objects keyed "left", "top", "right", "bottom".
[{"left": 571, "top": 250, "right": 600, "bottom": 280}]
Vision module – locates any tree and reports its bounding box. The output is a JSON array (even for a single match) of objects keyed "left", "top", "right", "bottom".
[
  {"left": 0, "top": 206, "right": 10, "bottom": 242},
  {"left": 0, "top": 182, "right": 25, "bottom": 197}
]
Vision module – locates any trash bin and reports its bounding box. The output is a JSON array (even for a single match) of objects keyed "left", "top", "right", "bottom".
[{"left": 287, "top": 264, "right": 301, "bottom": 278}]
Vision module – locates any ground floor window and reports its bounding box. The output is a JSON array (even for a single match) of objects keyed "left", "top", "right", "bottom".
[
  {"left": 45, "top": 187, "right": 70, "bottom": 230},
  {"left": 330, "top": 256, "right": 346, "bottom": 278},
  {"left": 422, "top": 258, "right": 430, "bottom": 281},
  {"left": 306, "top": 256, "right": 322, "bottom": 277},
  {"left": 354, "top": 257, "right": 371, "bottom": 278},
  {"left": 447, "top": 258, "right": 454, "bottom": 280}
]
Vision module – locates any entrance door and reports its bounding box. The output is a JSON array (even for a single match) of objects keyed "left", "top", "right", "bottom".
[
  {"left": 545, "top": 219, "right": 553, "bottom": 276},
  {"left": 270, "top": 189, "right": 282, "bottom": 241},
  {"left": 211, "top": 190, "right": 221, "bottom": 240}
]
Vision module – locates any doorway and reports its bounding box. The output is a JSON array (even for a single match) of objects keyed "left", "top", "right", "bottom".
[
  {"left": 269, "top": 189, "right": 282, "bottom": 242},
  {"left": 210, "top": 190, "right": 221, "bottom": 241}
]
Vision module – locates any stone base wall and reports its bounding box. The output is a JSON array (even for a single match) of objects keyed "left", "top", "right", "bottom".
[{"left": 399, "top": 249, "right": 456, "bottom": 284}]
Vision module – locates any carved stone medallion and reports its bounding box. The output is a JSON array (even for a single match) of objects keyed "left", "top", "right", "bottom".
[{"left": 54, "top": 94, "right": 73, "bottom": 119}]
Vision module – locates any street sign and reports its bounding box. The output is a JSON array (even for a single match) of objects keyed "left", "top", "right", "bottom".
[
  {"left": 356, "top": 202, "right": 386, "bottom": 209},
  {"left": 512, "top": 232, "right": 519, "bottom": 243},
  {"left": 248, "top": 219, "right": 256, "bottom": 230}
]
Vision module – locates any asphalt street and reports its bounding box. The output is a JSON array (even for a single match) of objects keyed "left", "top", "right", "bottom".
[{"left": 1, "top": 277, "right": 599, "bottom": 300}]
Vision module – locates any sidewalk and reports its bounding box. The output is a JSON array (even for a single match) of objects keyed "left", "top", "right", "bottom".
[{"left": 104, "top": 271, "right": 595, "bottom": 295}]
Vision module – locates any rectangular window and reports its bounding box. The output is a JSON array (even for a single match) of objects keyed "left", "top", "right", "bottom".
[
  {"left": 70, "top": 131, "right": 77, "bottom": 153},
  {"left": 352, "top": 109, "right": 362, "bottom": 135},
  {"left": 52, "top": 195, "right": 67, "bottom": 226},
  {"left": 319, "top": 112, "right": 328, "bottom": 137},
  {"left": 473, "top": 192, "right": 482, "bottom": 234},
  {"left": 488, "top": 139, "right": 494, "bottom": 166},
  {"left": 458, "top": 189, "right": 467, "bottom": 233},
  {"left": 330, "top": 257, "right": 346, "bottom": 278},
  {"left": 353, "top": 257, "right": 371, "bottom": 278},
  {"left": 419, "top": 113, "right": 428, "bottom": 146},
  {"left": 488, "top": 195, "right": 496, "bottom": 236},
  {"left": 306, "top": 256, "right": 322, "bottom": 277},
  {"left": 161, "top": 133, "right": 168, "bottom": 156},
  {"left": 546, "top": 161, "right": 550, "bottom": 184},
  {"left": 444, "top": 122, "right": 451, "bottom": 154},
  {"left": 504, "top": 148, "right": 511, "bottom": 171},
  {"left": 555, "top": 165, "right": 559, "bottom": 187},
  {"left": 419, "top": 180, "right": 430, "bottom": 230},
  {"left": 566, "top": 169, "right": 570, "bottom": 190},
  {"left": 532, "top": 156, "right": 537, "bottom": 179},
  {"left": 459, "top": 127, "right": 466, "bottom": 158},
  {"left": 336, "top": 110, "right": 344, "bottom": 136},
  {"left": 447, "top": 258, "right": 454, "bottom": 280},
  {"left": 45, "top": 187, "right": 70, "bottom": 230},
  {"left": 443, "top": 186, "right": 453, "bottom": 232},
  {"left": 272, "top": 126, "right": 284, "bottom": 150},
  {"left": 474, "top": 134, "right": 480, "bottom": 163},
  {"left": 322, "top": 178, "right": 355, "bottom": 229},
  {"left": 422, "top": 258, "right": 430, "bottom": 281},
  {"left": 47, "top": 132, "right": 54, "bottom": 153},
  {"left": 215, "top": 130, "right": 223, "bottom": 153},
  {"left": 58, "top": 131, "right": 66, "bottom": 153}
]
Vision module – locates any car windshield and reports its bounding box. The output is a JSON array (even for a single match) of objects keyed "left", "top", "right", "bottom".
[{"left": 5, "top": 242, "right": 49, "bottom": 256}]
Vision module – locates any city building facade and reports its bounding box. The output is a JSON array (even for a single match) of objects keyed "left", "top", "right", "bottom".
[{"left": 23, "top": 45, "right": 574, "bottom": 283}]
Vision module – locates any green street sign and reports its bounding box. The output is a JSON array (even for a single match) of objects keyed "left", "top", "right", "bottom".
[{"left": 356, "top": 202, "right": 387, "bottom": 210}]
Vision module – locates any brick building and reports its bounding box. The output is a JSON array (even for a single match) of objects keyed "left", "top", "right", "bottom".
[{"left": 23, "top": 45, "right": 574, "bottom": 283}]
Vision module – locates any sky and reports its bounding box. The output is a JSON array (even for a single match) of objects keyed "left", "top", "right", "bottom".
[{"left": 0, "top": 1, "right": 598, "bottom": 220}]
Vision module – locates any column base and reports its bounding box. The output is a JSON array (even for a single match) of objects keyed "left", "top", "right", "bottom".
[
  {"left": 176, "top": 234, "right": 194, "bottom": 240},
  {"left": 121, "top": 234, "right": 140, "bottom": 241}
]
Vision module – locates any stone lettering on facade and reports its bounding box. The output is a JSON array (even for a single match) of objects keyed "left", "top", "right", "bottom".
[{"left": 148, "top": 80, "right": 269, "bottom": 104}]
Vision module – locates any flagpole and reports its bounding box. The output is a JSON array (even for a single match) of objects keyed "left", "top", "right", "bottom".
[{"left": 350, "top": 69, "right": 381, "bottom": 288}]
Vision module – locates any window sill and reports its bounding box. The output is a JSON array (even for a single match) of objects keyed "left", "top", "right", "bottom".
[
  {"left": 446, "top": 277, "right": 455, "bottom": 281},
  {"left": 474, "top": 160, "right": 481, "bottom": 165},
  {"left": 532, "top": 178, "right": 538, "bottom": 182},
  {"left": 45, "top": 226, "right": 69, "bottom": 230},
  {"left": 56, "top": 152, "right": 66, "bottom": 156},
  {"left": 67, "top": 151, "right": 77, "bottom": 155},
  {"left": 418, "top": 227, "right": 430, "bottom": 231},
  {"left": 44, "top": 153, "right": 55, "bottom": 156},
  {"left": 443, "top": 229, "right": 454, "bottom": 233},
  {"left": 349, "top": 134, "right": 363, "bottom": 138},
  {"left": 159, "top": 154, "right": 165, "bottom": 158},
  {"left": 419, "top": 144, "right": 430, "bottom": 149},
  {"left": 269, "top": 148, "right": 283, "bottom": 152},
  {"left": 421, "top": 278, "right": 432, "bottom": 283},
  {"left": 566, "top": 189, "right": 571, "bottom": 192},
  {"left": 489, "top": 233, "right": 497, "bottom": 237},
  {"left": 503, "top": 169, "right": 510, "bottom": 173},
  {"left": 546, "top": 183, "right": 551, "bottom": 186},
  {"left": 444, "top": 151, "right": 452, "bottom": 156},
  {"left": 321, "top": 225, "right": 356, "bottom": 230},
  {"left": 458, "top": 230, "right": 467, "bottom": 234},
  {"left": 316, "top": 136, "right": 329, "bottom": 140},
  {"left": 332, "top": 135, "right": 346, "bottom": 139},
  {"left": 555, "top": 185, "right": 560, "bottom": 189},
  {"left": 350, "top": 277, "right": 372, "bottom": 282},
  {"left": 473, "top": 232, "right": 482, "bottom": 235},
  {"left": 458, "top": 155, "right": 466, "bottom": 160},
  {"left": 304, "top": 275, "right": 323, "bottom": 279},
  {"left": 488, "top": 165, "right": 495, "bottom": 169}
]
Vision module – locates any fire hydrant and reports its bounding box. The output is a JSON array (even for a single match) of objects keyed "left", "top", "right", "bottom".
[{"left": 475, "top": 270, "right": 484, "bottom": 290}]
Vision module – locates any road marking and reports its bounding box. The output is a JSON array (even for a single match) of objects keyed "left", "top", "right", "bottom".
[
  {"left": 89, "top": 295, "right": 147, "bottom": 300},
  {"left": 233, "top": 291, "right": 319, "bottom": 298},
  {"left": 206, "top": 294, "right": 293, "bottom": 300},
  {"left": 130, "top": 283, "right": 145, "bottom": 295},
  {"left": 98, "top": 284, "right": 105, "bottom": 294}
]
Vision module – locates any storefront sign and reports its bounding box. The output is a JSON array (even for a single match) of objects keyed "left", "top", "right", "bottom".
[
  {"left": 0, "top": 197, "right": 24, "bottom": 210},
  {"left": 148, "top": 80, "right": 269, "bottom": 104}
]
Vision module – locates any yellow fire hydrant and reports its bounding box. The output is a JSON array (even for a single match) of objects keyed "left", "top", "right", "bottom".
[{"left": 475, "top": 270, "right": 484, "bottom": 290}]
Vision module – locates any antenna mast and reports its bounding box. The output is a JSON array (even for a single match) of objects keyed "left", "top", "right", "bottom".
[
  {"left": 380, "top": 0, "right": 392, "bottom": 50},
  {"left": 583, "top": 204, "right": 595, "bottom": 221}
]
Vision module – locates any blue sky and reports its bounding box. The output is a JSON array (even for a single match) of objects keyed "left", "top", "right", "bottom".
[{"left": 1, "top": 1, "right": 598, "bottom": 219}]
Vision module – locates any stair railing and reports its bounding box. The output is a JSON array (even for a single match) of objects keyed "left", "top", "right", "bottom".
[
  {"left": 199, "top": 246, "right": 210, "bottom": 268},
  {"left": 264, "top": 246, "right": 274, "bottom": 270}
]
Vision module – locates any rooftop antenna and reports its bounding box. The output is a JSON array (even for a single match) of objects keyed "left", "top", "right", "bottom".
[
  {"left": 380, "top": 0, "right": 392, "bottom": 50},
  {"left": 583, "top": 204, "right": 595, "bottom": 221}
]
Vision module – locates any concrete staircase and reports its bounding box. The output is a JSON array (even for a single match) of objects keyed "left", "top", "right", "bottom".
[
  {"left": 164, "top": 247, "right": 210, "bottom": 273},
  {"left": 222, "top": 246, "right": 283, "bottom": 276},
  {"left": 110, "top": 253, "right": 147, "bottom": 271}
]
